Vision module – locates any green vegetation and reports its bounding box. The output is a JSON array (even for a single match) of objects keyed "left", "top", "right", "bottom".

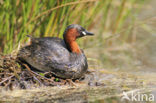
[{"left": 0, "top": 0, "right": 146, "bottom": 54}]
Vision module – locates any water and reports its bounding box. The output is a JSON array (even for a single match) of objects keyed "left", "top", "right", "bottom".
[{"left": 0, "top": 69, "right": 156, "bottom": 103}]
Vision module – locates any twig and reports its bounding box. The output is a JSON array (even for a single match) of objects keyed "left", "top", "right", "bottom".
[
  {"left": 22, "top": 64, "right": 33, "bottom": 75},
  {"left": 33, "top": 76, "right": 43, "bottom": 86},
  {"left": 0, "top": 75, "right": 14, "bottom": 85},
  {"left": 22, "top": 63, "right": 55, "bottom": 84},
  {"left": 23, "top": 64, "right": 50, "bottom": 80},
  {"left": 22, "top": 64, "right": 44, "bottom": 85}
]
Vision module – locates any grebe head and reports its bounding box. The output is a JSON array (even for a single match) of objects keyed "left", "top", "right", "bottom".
[
  {"left": 63, "top": 24, "right": 94, "bottom": 39},
  {"left": 63, "top": 24, "right": 94, "bottom": 54}
]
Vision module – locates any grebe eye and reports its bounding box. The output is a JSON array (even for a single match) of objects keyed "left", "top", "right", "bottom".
[{"left": 82, "top": 31, "right": 86, "bottom": 36}]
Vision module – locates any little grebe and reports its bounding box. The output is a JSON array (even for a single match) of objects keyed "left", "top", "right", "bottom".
[{"left": 18, "top": 24, "right": 94, "bottom": 79}]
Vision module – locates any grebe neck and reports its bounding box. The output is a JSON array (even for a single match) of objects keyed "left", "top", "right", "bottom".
[
  {"left": 63, "top": 29, "right": 81, "bottom": 54},
  {"left": 64, "top": 38, "right": 81, "bottom": 54}
]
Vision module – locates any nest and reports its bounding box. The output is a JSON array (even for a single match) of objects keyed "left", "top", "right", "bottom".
[{"left": 0, "top": 53, "right": 79, "bottom": 90}]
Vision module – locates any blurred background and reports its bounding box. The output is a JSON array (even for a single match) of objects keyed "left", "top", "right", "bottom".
[
  {"left": 0, "top": 0, "right": 155, "bottom": 72},
  {"left": 0, "top": 0, "right": 156, "bottom": 102}
]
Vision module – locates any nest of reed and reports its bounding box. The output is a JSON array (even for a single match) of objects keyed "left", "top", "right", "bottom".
[{"left": 0, "top": 53, "right": 81, "bottom": 90}]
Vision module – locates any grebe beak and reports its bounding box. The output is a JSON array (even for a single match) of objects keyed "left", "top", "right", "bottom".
[{"left": 82, "top": 31, "right": 94, "bottom": 36}]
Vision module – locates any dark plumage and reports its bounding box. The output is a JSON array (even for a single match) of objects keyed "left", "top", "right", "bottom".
[{"left": 18, "top": 24, "right": 94, "bottom": 79}]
